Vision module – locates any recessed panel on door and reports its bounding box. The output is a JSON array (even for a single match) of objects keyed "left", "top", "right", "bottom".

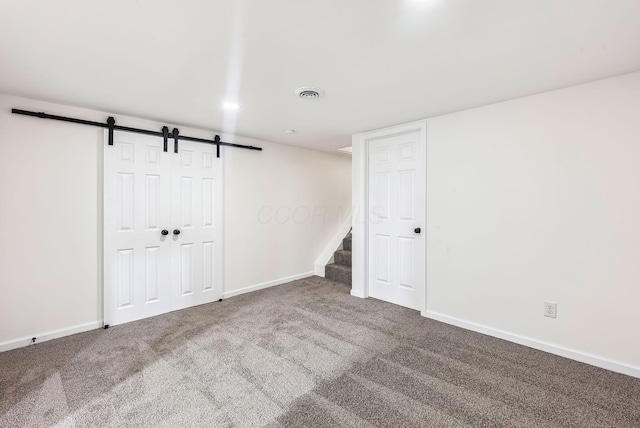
[
  {"left": 398, "top": 143, "right": 415, "bottom": 161},
  {"left": 181, "top": 244, "right": 193, "bottom": 295},
  {"left": 146, "top": 175, "right": 160, "bottom": 230},
  {"left": 117, "top": 249, "right": 134, "bottom": 308},
  {"left": 202, "top": 178, "right": 214, "bottom": 227},
  {"left": 182, "top": 150, "right": 193, "bottom": 167},
  {"left": 117, "top": 173, "right": 134, "bottom": 231},
  {"left": 374, "top": 172, "right": 391, "bottom": 220},
  {"left": 398, "top": 170, "right": 414, "bottom": 221},
  {"left": 181, "top": 177, "right": 193, "bottom": 228},
  {"left": 118, "top": 143, "right": 134, "bottom": 163},
  {"left": 398, "top": 237, "right": 414, "bottom": 289},
  {"left": 146, "top": 146, "right": 160, "bottom": 165},
  {"left": 145, "top": 246, "right": 160, "bottom": 302},
  {"left": 202, "top": 242, "right": 214, "bottom": 291},
  {"left": 203, "top": 153, "right": 214, "bottom": 169},
  {"left": 372, "top": 146, "right": 390, "bottom": 164},
  {"left": 375, "top": 235, "right": 390, "bottom": 284}
]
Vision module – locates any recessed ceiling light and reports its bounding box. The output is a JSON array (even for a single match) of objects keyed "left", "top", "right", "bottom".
[
  {"left": 223, "top": 102, "right": 240, "bottom": 110},
  {"left": 284, "top": 129, "right": 296, "bottom": 135},
  {"left": 295, "top": 87, "right": 324, "bottom": 99}
]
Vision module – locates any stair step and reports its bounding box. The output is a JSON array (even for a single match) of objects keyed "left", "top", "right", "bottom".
[
  {"left": 334, "top": 249, "right": 351, "bottom": 266},
  {"left": 343, "top": 236, "right": 352, "bottom": 251},
  {"left": 325, "top": 263, "right": 351, "bottom": 286}
]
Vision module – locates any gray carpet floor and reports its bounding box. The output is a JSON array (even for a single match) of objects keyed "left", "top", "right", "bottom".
[{"left": 1, "top": 276, "right": 639, "bottom": 427}]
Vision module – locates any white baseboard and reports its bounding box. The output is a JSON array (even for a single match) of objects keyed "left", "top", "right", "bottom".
[
  {"left": 350, "top": 289, "right": 366, "bottom": 298},
  {"left": 424, "top": 311, "right": 640, "bottom": 379},
  {"left": 314, "top": 263, "right": 325, "bottom": 277},
  {"left": 222, "top": 271, "right": 315, "bottom": 299},
  {"left": 0, "top": 321, "right": 103, "bottom": 354}
]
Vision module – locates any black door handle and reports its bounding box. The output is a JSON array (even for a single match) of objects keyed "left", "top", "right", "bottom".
[
  {"left": 414, "top": 227, "right": 421, "bottom": 234},
  {"left": 173, "top": 229, "right": 181, "bottom": 235},
  {"left": 161, "top": 229, "right": 169, "bottom": 236}
]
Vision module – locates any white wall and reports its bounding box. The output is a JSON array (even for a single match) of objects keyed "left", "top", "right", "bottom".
[
  {"left": 0, "top": 94, "right": 351, "bottom": 347},
  {"left": 223, "top": 135, "right": 351, "bottom": 294},
  {"left": 426, "top": 72, "right": 640, "bottom": 373}
]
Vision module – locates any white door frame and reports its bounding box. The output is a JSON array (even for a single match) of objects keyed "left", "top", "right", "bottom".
[{"left": 351, "top": 119, "right": 427, "bottom": 315}]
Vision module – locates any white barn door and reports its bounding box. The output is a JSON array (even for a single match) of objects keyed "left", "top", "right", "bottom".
[
  {"left": 368, "top": 130, "right": 425, "bottom": 310},
  {"left": 104, "top": 132, "right": 222, "bottom": 327},
  {"left": 170, "top": 140, "right": 222, "bottom": 311},
  {"left": 104, "top": 133, "right": 172, "bottom": 326}
]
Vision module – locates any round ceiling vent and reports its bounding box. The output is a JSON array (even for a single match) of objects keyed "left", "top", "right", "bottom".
[{"left": 295, "top": 87, "right": 324, "bottom": 99}]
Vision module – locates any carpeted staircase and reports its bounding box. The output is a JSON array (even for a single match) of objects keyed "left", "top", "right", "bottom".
[{"left": 325, "top": 231, "right": 352, "bottom": 286}]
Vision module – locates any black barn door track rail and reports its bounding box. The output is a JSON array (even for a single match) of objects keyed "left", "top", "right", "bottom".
[{"left": 11, "top": 108, "right": 262, "bottom": 158}]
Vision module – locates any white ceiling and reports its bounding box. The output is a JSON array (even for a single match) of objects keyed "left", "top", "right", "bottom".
[{"left": 2, "top": 0, "right": 640, "bottom": 151}]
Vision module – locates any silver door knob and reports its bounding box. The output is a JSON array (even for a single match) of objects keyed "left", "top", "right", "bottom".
[
  {"left": 161, "top": 229, "right": 169, "bottom": 236},
  {"left": 173, "top": 229, "right": 181, "bottom": 235}
]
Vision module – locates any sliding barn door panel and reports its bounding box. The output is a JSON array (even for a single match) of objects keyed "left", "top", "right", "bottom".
[
  {"left": 104, "top": 133, "right": 172, "bottom": 326},
  {"left": 171, "top": 141, "right": 222, "bottom": 310}
]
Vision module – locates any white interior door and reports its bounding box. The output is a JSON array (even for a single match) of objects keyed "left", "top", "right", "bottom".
[
  {"left": 104, "top": 132, "right": 223, "bottom": 326},
  {"left": 170, "top": 140, "right": 223, "bottom": 310},
  {"left": 368, "top": 130, "right": 425, "bottom": 310},
  {"left": 104, "top": 132, "right": 172, "bottom": 326}
]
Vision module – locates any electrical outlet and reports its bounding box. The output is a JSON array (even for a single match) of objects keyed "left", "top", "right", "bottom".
[{"left": 544, "top": 301, "right": 557, "bottom": 318}]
